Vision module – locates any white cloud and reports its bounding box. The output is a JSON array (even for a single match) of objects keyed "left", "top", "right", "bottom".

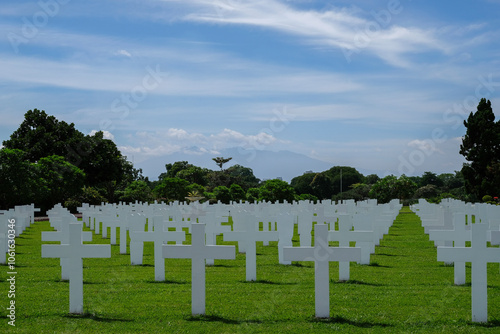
[
  {"left": 89, "top": 130, "right": 115, "bottom": 140},
  {"left": 119, "top": 127, "right": 284, "bottom": 162},
  {"left": 172, "top": 0, "right": 447, "bottom": 67},
  {"left": 116, "top": 49, "right": 132, "bottom": 58},
  {"left": 408, "top": 139, "right": 444, "bottom": 154}
]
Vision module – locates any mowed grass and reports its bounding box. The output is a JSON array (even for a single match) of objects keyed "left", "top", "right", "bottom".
[{"left": 2, "top": 206, "right": 500, "bottom": 333}]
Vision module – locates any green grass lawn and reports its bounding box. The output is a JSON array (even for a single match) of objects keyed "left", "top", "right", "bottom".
[{"left": 2, "top": 206, "right": 500, "bottom": 333}]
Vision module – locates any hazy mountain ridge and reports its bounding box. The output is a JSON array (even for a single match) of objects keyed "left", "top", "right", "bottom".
[{"left": 134, "top": 147, "right": 336, "bottom": 182}]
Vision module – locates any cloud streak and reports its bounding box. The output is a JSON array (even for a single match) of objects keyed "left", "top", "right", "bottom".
[
  {"left": 169, "top": 0, "right": 447, "bottom": 67},
  {"left": 119, "top": 128, "right": 286, "bottom": 162}
]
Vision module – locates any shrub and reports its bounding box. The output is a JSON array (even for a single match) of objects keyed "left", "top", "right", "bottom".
[
  {"left": 482, "top": 195, "right": 493, "bottom": 202},
  {"left": 214, "top": 186, "right": 231, "bottom": 204}
]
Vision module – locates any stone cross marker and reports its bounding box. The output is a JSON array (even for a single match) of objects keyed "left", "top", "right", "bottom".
[
  {"left": 202, "top": 206, "right": 231, "bottom": 266},
  {"left": 429, "top": 212, "right": 471, "bottom": 285},
  {"left": 437, "top": 223, "right": 500, "bottom": 323},
  {"left": 130, "top": 221, "right": 185, "bottom": 281},
  {"left": 42, "top": 222, "right": 93, "bottom": 281},
  {"left": 276, "top": 212, "right": 294, "bottom": 265},
  {"left": 163, "top": 223, "right": 235, "bottom": 315},
  {"left": 128, "top": 213, "right": 148, "bottom": 265},
  {"left": 328, "top": 214, "right": 373, "bottom": 281},
  {"left": 283, "top": 224, "right": 361, "bottom": 318},
  {"left": 42, "top": 223, "right": 111, "bottom": 314},
  {"left": 224, "top": 215, "right": 279, "bottom": 281}
]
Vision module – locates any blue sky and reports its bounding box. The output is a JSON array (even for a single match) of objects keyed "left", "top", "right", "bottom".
[{"left": 1, "top": 0, "right": 499, "bottom": 180}]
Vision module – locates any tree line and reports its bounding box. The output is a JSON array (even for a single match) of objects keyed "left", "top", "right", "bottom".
[{"left": 0, "top": 99, "right": 498, "bottom": 214}]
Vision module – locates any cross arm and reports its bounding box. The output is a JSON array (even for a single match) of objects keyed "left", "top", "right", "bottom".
[
  {"left": 130, "top": 231, "right": 157, "bottom": 243},
  {"left": 437, "top": 247, "right": 473, "bottom": 263},
  {"left": 203, "top": 245, "right": 236, "bottom": 260},
  {"left": 163, "top": 245, "right": 193, "bottom": 259},
  {"left": 282, "top": 246, "right": 315, "bottom": 262}
]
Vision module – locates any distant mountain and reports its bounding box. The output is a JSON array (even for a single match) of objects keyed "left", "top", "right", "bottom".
[{"left": 133, "top": 147, "right": 334, "bottom": 182}]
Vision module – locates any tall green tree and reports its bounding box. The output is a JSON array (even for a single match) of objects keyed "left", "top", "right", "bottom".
[
  {"left": 460, "top": 98, "right": 500, "bottom": 199},
  {"left": 226, "top": 164, "right": 260, "bottom": 190},
  {"left": 162, "top": 161, "right": 193, "bottom": 180},
  {"left": 119, "top": 180, "right": 154, "bottom": 203},
  {"left": 4, "top": 110, "right": 130, "bottom": 201},
  {"left": 213, "top": 186, "right": 232, "bottom": 204},
  {"left": 212, "top": 157, "right": 232, "bottom": 171},
  {"left": 229, "top": 183, "right": 246, "bottom": 202},
  {"left": 323, "top": 166, "right": 365, "bottom": 198},
  {"left": 35, "top": 155, "right": 86, "bottom": 212},
  {"left": 310, "top": 173, "right": 334, "bottom": 199},
  {"left": 420, "top": 171, "right": 443, "bottom": 188},
  {"left": 369, "top": 175, "right": 417, "bottom": 204},
  {"left": 0, "top": 148, "right": 85, "bottom": 213},
  {"left": 79, "top": 131, "right": 127, "bottom": 200},
  {"left": 0, "top": 148, "right": 37, "bottom": 209},
  {"left": 3, "top": 109, "right": 85, "bottom": 162},
  {"left": 176, "top": 166, "right": 209, "bottom": 186},
  {"left": 259, "top": 179, "right": 296, "bottom": 203},
  {"left": 290, "top": 172, "right": 316, "bottom": 196},
  {"left": 154, "top": 177, "right": 190, "bottom": 202}
]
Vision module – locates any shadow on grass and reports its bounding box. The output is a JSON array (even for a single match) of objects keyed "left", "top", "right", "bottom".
[
  {"left": 368, "top": 262, "right": 391, "bottom": 268},
  {"left": 146, "top": 279, "right": 188, "bottom": 284},
  {"left": 52, "top": 279, "right": 69, "bottom": 283},
  {"left": 290, "top": 262, "right": 311, "bottom": 268},
  {"left": 474, "top": 319, "right": 500, "bottom": 327},
  {"left": 375, "top": 253, "right": 399, "bottom": 257},
  {"left": 208, "top": 264, "right": 234, "bottom": 268},
  {"left": 64, "top": 312, "right": 133, "bottom": 323},
  {"left": 332, "top": 279, "right": 384, "bottom": 286},
  {"left": 1, "top": 263, "right": 28, "bottom": 267},
  {"left": 239, "top": 279, "right": 297, "bottom": 285},
  {"left": 186, "top": 314, "right": 262, "bottom": 325},
  {"left": 311, "top": 315, "right": 391, "bottom": 328}
]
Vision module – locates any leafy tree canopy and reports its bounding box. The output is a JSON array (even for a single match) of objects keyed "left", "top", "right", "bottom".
[
  {"left": 226, "top": 164, "right": 260, "bottom": 190},
  {"left": 369, "top": 175, "right": 417, "bottom": 204},
  {"left": 212, "top": 157, "right": 232, "bottom": 171},
  {"left": 3, "top": 109, "right": 85, "bottom": 162},
  {"left": 163, "top": 161, "right": 193, "bottom": 179},
  {"left": 154, "top": 177, "right": 190, "bottom": 202},
  {"left": 420, "top": 171, "right": 444, "bottom": 188},
  {"left": 3, "top": 110, "right": 130, "bottom": 200},
  {"left": 0, "top": 148, "right": 36, "bottom": 209},
  {"left": 290, "top": 172, "right": 316, "bottom": 196},
  {"left": 259, "top": 179, "right": 296, "bottom": 203},
  {"left": 460, "top": 98, "right": 500, "bottom": 198}
]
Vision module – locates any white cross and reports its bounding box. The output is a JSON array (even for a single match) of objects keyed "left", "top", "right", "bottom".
[
  {"left": 128, "top": 213, "right": 148, "bottom": 265},
  {"left": 42, "top": 223, "right": 111, "bottom": 314},
  {"left": 283, "top": 224, "right": 361, "bottom": 318},
  {"left": 102, "top": 212, "right": 121, "bottom": 245},
  {"left": 223, "top": 215, "right": 279, "bottom": 281},
  {"left": 429, "top": 213, "right": 471, "bottom": 285},
  {"left": 437, "top": 223, "right": 500, "bottom": 323},
  {"left": 130, "top": 221, "right": 185, "bottom": 281},
  {"left": 162, "top": 223, "right": 235, "bottom": 315},
  {"left": 42, "top": 220, "right": 92, "bottom": 281},
  {"left": 0, "top": 211, "right": 14, "bottom": 263},
  {"left": 276, "top": 212, "right": 295, "bottom": 265},
  {"left": 201, "top": 207, "right": 231, "bottom": 266},
  {"left": 328, "top": 214, "right": 373, "bottom": 281},
  {"left": 490, "top": 230, "right": 500, "bottom": 246}
]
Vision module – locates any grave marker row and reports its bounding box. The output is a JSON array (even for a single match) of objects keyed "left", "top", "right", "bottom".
[{"left": 413, "top": 199, "right": 500, "bottom": 323}]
